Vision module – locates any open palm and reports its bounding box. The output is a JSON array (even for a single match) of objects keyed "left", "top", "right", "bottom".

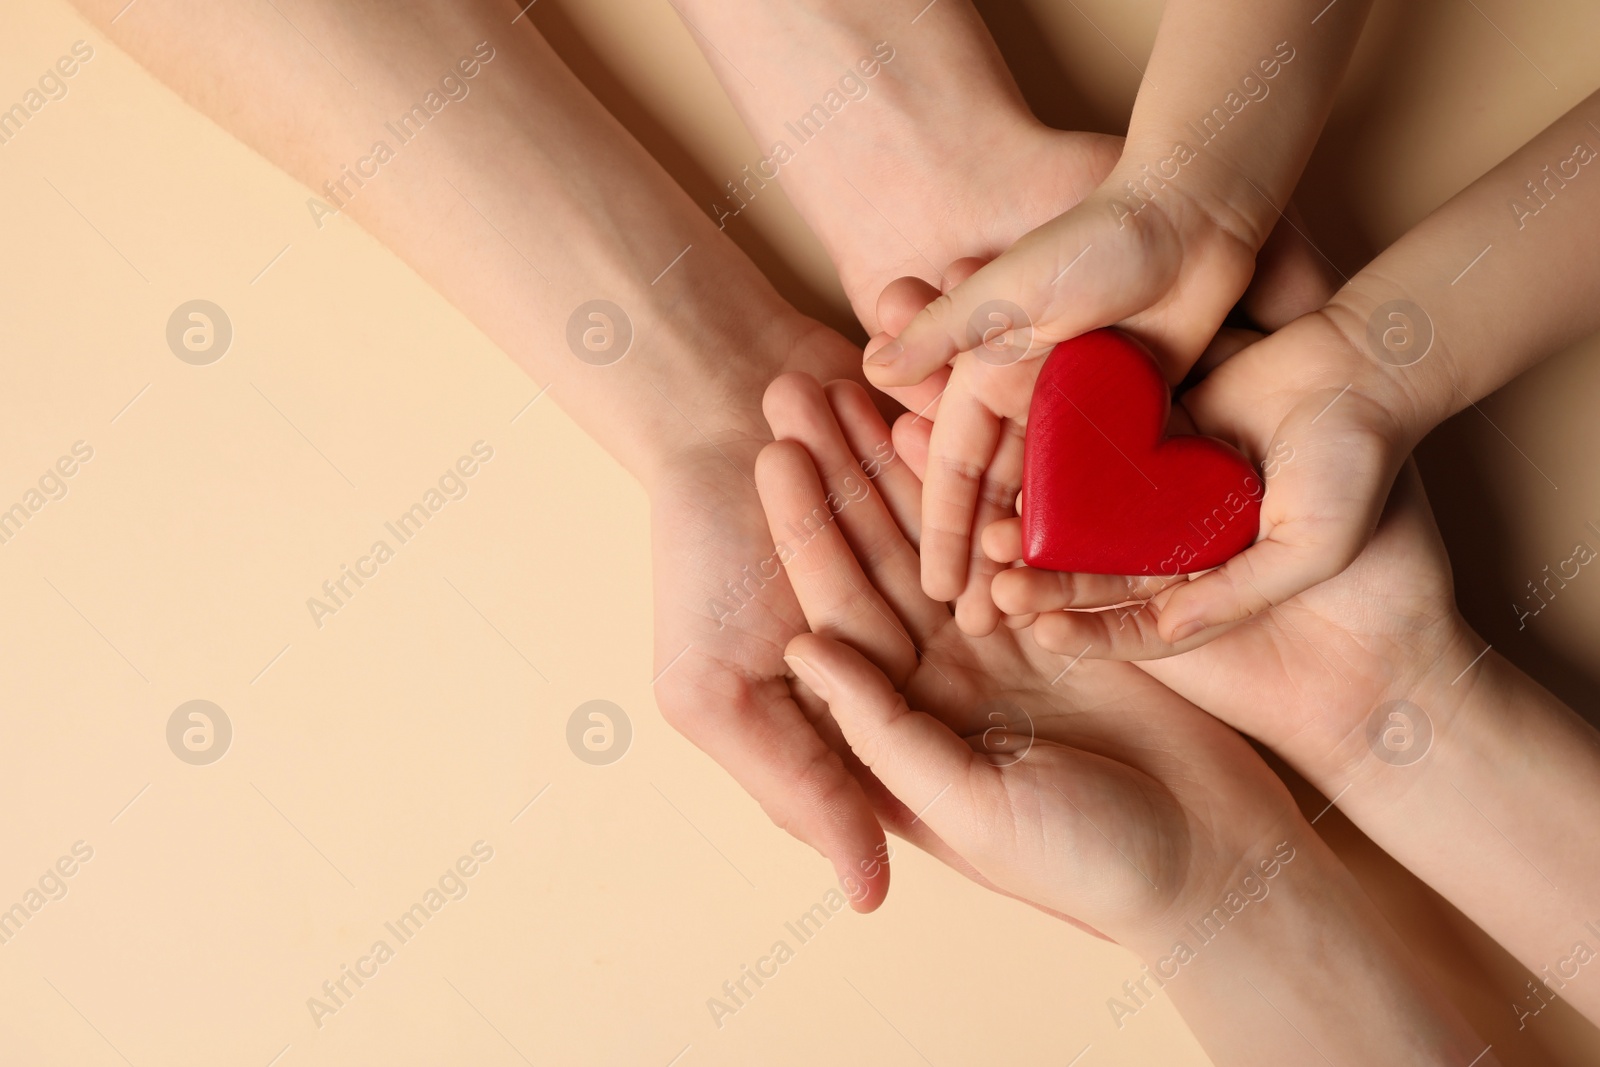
[{"left": 759, "top": 372, "right": 1305, "bottom": 940}]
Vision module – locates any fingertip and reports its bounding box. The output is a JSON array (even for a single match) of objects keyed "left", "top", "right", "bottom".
[
  {"left": 990, "top": 568, "right": 1027, "bottom": 615},
  {"left": 866, "top": 307, "right": 958, "bottom": 387},
  {"left": 762, "top": 371, "right": 822, "bottom": 434},
  {"left": 920, "top": 547, "right": 968, "bottom": 604},
  {"left": 953, "top": 587, "right": 1001, "bottom": 637},
  {"left": 877, "top": 275, "right": 944, "bottom": 338},
  {"left": 981, "top": 518, "right": 1023, "bottom": 563},
  {"left": 943, "top": 256, "right": 990, "bottom": 290},
  {"left": 841, "top": 857, "right": 890, "bottom": 912}
]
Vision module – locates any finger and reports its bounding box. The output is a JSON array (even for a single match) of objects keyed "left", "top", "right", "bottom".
[
  {"left": 765, "top": 375, "right": 948, "bottom": 645},
  {"left": 784, "top": 633, "right": 1001, "bottom": 853},
  {"left": 864, "top": 212, "right": 1166, "bottom": 388},
  {"left": 876, "top": 276, "right": 942, "bottom": 338},
  {"left": 865, "top": 357, "right": 949, "bottom": 423},
  {"left": 654, "top": 670, "right": 889, "bottom": 911},
  {"left": 941, "top": 256, "right": 988, "bottom": 291},
  {"left": 952, "top": 416, "right": 1026, "bottom": 636},
  {"left": 991, "top": 565, "right": 1182, "bottom": 617},
  {"left": 825, "top": 379, "right": 924, "bottom": 548},
  {"left": 1154, "top": 527, "right": 1359, "bottom": 644},
  {"left": 1184, "top": 326, "right": 1263, "bottom": 384},
  {"left": 892, "top": 411, "right": 932, "bottom": 482},
  {"left": 872, "top": 259, "right": 990, "bottom": 343},
  {"left": 980, "top": 515, "right": 1024, "bottom": 563},
  {"left": 1155, "top": 393, "right": 1401, "bottom": 643},
  {"left": 756, "top": 439, "right": 921, "bottom": 681},
  {"left": 1027, "top": 601, "right": 1215, "bottom": 661},
  {"left": 919, "top": 362, "right": 1003, "bottom": 602}
]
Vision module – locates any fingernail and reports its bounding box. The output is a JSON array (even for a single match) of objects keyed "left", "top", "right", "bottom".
[
  {"left": 864, "top": 339, "right": 902, "bottom": 367},
  {"left": 1169, "top": 620, "right": 1206, "bottom": 643},
  {"left": 784, "top": 654, "right": 831, "bottom": 701}
]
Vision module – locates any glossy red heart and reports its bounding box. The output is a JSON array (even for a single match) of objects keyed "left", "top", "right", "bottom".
[{"left": 1020, "top": 328, "right": 1262, "bottom": 576}]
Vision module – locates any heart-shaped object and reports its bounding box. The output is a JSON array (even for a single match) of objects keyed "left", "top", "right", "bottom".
[{"left": 1020, "top": 328, "right": 1262, "bottom": 576}]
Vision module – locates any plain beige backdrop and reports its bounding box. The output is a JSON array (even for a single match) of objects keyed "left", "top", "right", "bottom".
[{"left": 0, "top": 0, "right": 1597, "bottom": 1064}]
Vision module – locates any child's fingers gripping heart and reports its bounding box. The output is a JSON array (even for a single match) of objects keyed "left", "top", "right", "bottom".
[{"left": 981, "top": 517, "right": 1204, "bottom": 660}]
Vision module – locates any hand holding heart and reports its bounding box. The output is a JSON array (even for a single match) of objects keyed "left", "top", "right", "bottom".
[
  {"left": 873, "top": 261, "right": 1414, "bottom": 658},
  {"left": 1018, "top": 328, "right": 1261, "bottom": 577}
]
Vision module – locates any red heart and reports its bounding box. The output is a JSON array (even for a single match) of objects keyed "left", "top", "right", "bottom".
[{"left": 1020, "top": 328, "right": 1262, "bottom": 576}]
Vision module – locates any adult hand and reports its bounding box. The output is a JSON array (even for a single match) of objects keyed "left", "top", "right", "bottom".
[{"left": 755, "top": 370, "right": 1495, "bottom": 1063}]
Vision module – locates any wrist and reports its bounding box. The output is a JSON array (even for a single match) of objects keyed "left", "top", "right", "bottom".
[
  {"left": 1110, "top": 133, "right": 1281, "bottom": 256},
  {"left": 636, "top": 311, "right": 861, "bottom": 495},
  {"left": 1128, "top": 826, "right": 1484, "bottom": 1063},
  {"left": 1317, "top": 283, "right": 1460, "bottom": 441},
  {"left": 1310, "top": 613, "right": 1488, "bottom": 803}
]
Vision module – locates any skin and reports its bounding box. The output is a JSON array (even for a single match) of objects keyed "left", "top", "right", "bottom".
[
  {"left": 76, "top": 0, "right": 1342, "bottom": 908},
  {"left": 673, "top": 0, "right": 1344, "bottom": 634},
  {"left": 853, "top": 0, "right": 1377, "bottom": 623},
  {"left": 980, "top": 444, "right": 1600, "bottom": 1028},
  {"left": 884, "top": 240, "right": 1600, "bottom": 1031},
  {"left": 70, "top": 0, "right": 892, "bottom": 904},
  {"left": 885, "top": 76, "right": 1600, "bottom": 654},
  {"left": 759, "top": 372, "right": 1494, "bottom": 1065}
]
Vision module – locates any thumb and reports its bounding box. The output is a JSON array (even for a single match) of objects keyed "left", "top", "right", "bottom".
[
  {"left": 863, "top": 230, "right": 1073, "bottom": 387},
  {"left": 782, "top": 633, "right": 998, "bottom": 849},
  {"left": 865, "top": 203, "right": 1169, "bottom": 388}
]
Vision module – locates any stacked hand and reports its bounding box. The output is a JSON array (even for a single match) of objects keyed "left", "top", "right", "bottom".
[{"left": 756, "top": 372, "right": 1303, "bottom": 936}]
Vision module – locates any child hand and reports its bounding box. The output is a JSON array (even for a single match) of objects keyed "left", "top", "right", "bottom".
[
  {"left": 976, "top": 314, "right": 1422, "bottom": 656},
  {"left": 863, "top": 197, "right": 1340, "bottom": 637}
]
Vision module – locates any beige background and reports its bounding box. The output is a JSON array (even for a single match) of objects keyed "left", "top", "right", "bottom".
[{"left": 1, "top": 0, "right": 1597, "bottom": 1063}]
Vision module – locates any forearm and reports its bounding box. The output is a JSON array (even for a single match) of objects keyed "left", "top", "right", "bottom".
[
  {"left": 670, "top": 0, "right": 1086, "bottom": 325},
  {"left": 1303, "top": 627, "right": 1600, "bottom": 1025},
  {"left": 1128, "top": 826, "right": 1492, "bottom": 1064},
  {"left": 76, "top": 0, "right": 825, "bottom": 487},
  {"left": 1326, "top": 88, "right": 1600, "bottom": 439},
  {"left": 1118, "top": 0, "right": 1374, "bottom": 247}
]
